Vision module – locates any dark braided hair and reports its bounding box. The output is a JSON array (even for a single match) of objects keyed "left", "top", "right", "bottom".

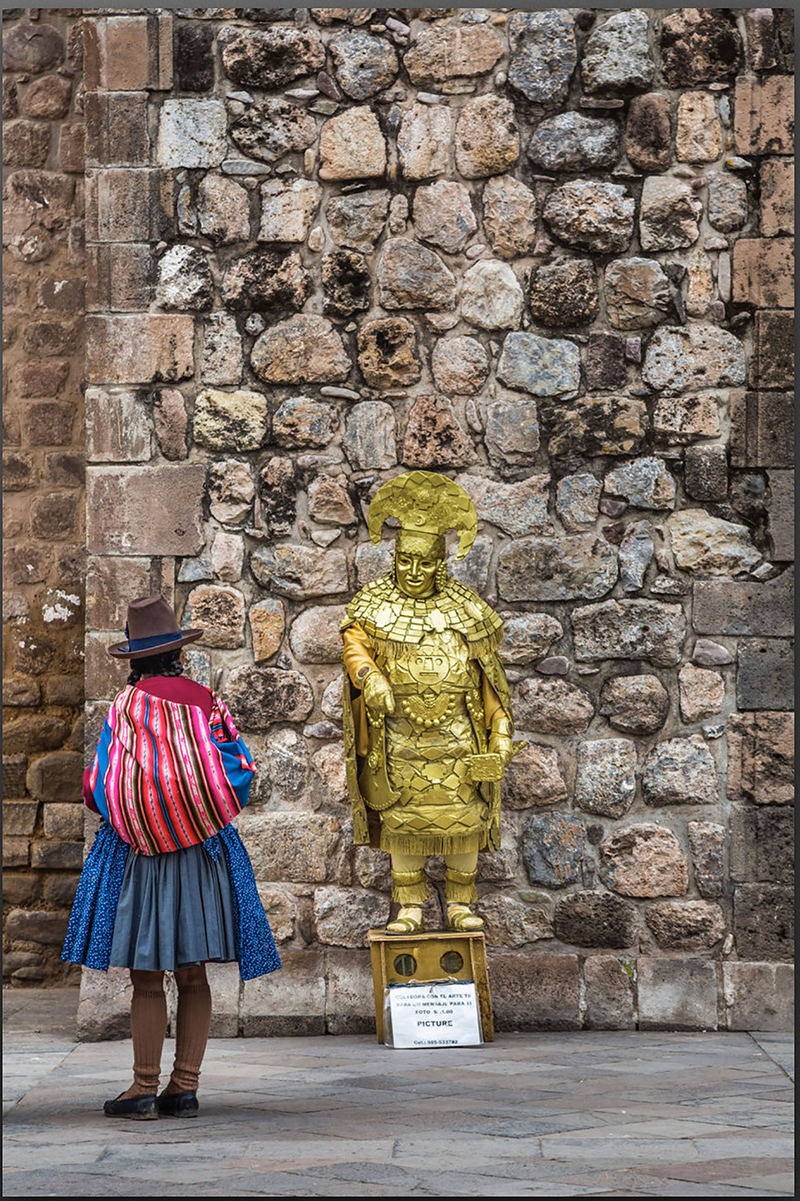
[{"left": 127, "top": 648, "right": 184, "bottom": 686}]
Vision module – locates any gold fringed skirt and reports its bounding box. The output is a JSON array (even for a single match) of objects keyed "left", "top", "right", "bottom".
[{"left": 379, "top": 706, "right": 488, "bottom": 856}]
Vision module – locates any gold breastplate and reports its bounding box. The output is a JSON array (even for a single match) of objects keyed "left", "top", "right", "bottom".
[{"left": 376, "top": 630, "right": 481, "bottom": 732}]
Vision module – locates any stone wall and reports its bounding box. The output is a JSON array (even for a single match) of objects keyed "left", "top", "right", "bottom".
[
  {"left": 3, "top": 7, "right": 87, "bottom": 983},
  {"left": 2, "top": 6, "right": 794, "bottom": 1032}
]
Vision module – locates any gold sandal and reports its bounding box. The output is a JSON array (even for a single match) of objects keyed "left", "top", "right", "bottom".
[
  {"left": 385, "top": 906, "right": 423, "bottom": 935},
  {"left": 446, "top": 904, "right": 484, "bottom": 932}
]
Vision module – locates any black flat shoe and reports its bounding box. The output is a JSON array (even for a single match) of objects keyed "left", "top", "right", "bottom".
[
  {"left": 157, "top": 1090, "right": 199, "bottom": 1118},
  {"left": 103, "top": 1092, "right": 158, "bottom": 1119}
]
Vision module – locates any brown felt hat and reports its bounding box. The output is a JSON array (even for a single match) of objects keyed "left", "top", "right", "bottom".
[{"left": 108, "top": 595, "right": 204, "bottom": 660}]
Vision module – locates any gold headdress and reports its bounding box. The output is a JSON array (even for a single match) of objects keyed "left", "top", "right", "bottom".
[{"left": 368, "top": 471, "right": 478, "bottom": 561}]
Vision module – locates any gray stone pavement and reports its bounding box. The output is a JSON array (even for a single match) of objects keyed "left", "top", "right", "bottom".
[{"left": 3, "top": 988, "right": 793, "bottom": 1198}]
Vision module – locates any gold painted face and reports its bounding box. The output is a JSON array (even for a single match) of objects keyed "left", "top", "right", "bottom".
[{"left": 395, "top": 551, "right": 439, "bottom": 598}]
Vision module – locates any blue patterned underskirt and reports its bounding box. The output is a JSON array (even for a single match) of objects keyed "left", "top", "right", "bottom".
[{"left": 61, "top": 821, "right": 281, "bottom": 982}]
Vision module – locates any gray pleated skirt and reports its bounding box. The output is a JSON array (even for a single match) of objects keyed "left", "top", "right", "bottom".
[{"left": 108, "top": 841, "right": 238, "bottom": 972}]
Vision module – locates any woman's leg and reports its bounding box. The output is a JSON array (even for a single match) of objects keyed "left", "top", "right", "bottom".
[
  {"left": 165, "top": 963, "right": 212, "bottom": 1095},
  {"left": 122, "top": 968, "right": 167, "bottom": 1098}
]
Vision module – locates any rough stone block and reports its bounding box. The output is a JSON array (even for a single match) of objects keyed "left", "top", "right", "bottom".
[
  {"left": 241, "top": 950, "right": 325, "bottom": 1037},
  {"left": 3, "top": 839, "right": 29, "bottom": 868},
  {"left": 693, "top": 571, "right": 793, "bottom": 636},
  {"left": 85, "top": 243, "right": 154, "bottom": 312},
  {"left": 26, "top": 752, "right": 83, "bottom": 803},
  {"left": 77, "top": 966, "right": 133, "bottom": 1041},
  {"left": 732, "top": 390, "right": 794, "bottom": 468},
  {"left": 736, "top": 638, "right": 794, "bottom": 711},
  {"left": 58, "top": 122, "right": 85, "bottom": 174},
  {"left": 43, "top": 802, "right": 84, "bottom": 840},
  {"left": 734, "top": 75, "right": 794, "bottom": 155},
  {"left": 31, "top": 840, "right": 84, "bottom": 870},
  {"left": 732, "top": 238, "right": 794, "bottom": 308},
  {"left": 87, "top": 465, "right": 205, "bottom": 556},
  {"left": 4, "top": 907, "right": 69, "bottom": 946},
  {"left": 489, "top": 952, "right": 581, "bottom": 1032},
  {"left": 734, "top": 883, "right": 793, "bottom": 961},
  {"left": 752, "top": 311, "right": 794, "bottom": 390},
  {"left": 157, "top": 98, "right": 227, "bottom": 168},
  {"left": 638, "top": 958, "right": 719, "bottom": 1030},
  {"left": 724, "top": 962, "right": 794, "bottom": 1031},
  {"left": 3, "top": 801, "right": 38, "bottom": 837},
  {"left": 238, "top": 813, "right": 338, "bottom": 884},
  {"left": 85, "top": 91, "right": 150, "bottom": 166},
  {"left": 23, "top": 403, "right": 76, "bottom": 448},
  {"left": 324, "top": 950, "right": 375, "bottom": 1036},
  {"left": 3, "top": 754, "right": 28, "bottom": 799},
  {"left": 85, "top": 314, "right": 194, "bottom": 385},
  {"left": 583, "top": 956, "right": 635, "bottom": 1030},
  {"left": 205, "top": 962, "right": 240, "bottom": 1038}
]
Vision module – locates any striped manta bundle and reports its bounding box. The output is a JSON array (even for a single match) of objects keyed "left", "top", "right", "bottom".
[{"left": 86, "top": 686, "right": 256, "bottom": 855}]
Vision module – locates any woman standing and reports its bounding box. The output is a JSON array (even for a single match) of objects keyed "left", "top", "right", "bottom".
[{"left": 62, "top": 595, "right": 280, "bottom": 1119}]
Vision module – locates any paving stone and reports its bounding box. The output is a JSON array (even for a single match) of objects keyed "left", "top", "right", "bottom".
[
  {"left": 497, "top": 613, "right": 563, "bottom": 666},
  {"left": 221, "top": 249, "right": 311, "bottom": 312},
  {"left": 522, "top": 813, "right": 586, "bottom": 890},
  {"left": 638, "top": 957, "right": 719, "bottom": 1030},
  {"left": 555, "top": 891, "right": 639, "bottom": 949},
  {"left": 760, "top": 159, "right": 794, "bottom": 237},
  {"left": 543, "top": 181, "right": 635, "bottom": 254},
  {"left": 157, "top": 98, "right": 227, "bottom": 167},
  {"left": 676, "top": 91, "right": 722, "bottom": 162},
  {"left": 600, "top": 823, "right": 688, "bottom": 898},
  {"left": 507, "top": 10, "right": 577, "bottom": 106}
]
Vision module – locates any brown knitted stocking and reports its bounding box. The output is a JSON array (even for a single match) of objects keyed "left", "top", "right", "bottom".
[
  {"left": 120, "top": 970, "right": 167, "bottom": 1099},
  {"left": 165, "top": 966, "right": 212, "bottom": 1095}
]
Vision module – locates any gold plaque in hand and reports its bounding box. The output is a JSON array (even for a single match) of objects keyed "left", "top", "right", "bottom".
[{"left": 468, "top": 753, "right": 504, "bottom": 783}]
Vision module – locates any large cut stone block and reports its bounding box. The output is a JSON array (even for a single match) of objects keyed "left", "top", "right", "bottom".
[
  {"left": 85, "top": 315, "right": 194, "bottom": 385},
  {"left": 87, "top": 466, "right": 205, "bottom": 556},
  {"left": 724, "top": 962, "right": 794, "bottom": 1031},
  {"left": 693, "top": 572, "right": 794, "bottom": 636},
  {"left": 637, "top": 958, "right": 718, "bottom": 1030},
  {"left": 734, "top": 75, "right": 794, "bottom": 155},
  {"left": 77, "top": 966, "right": 133, "bottom": 1040},
  {"left": 488, "top": 952, "right": 581, "bottom": 1031},
  {"left": 733, "top": 238, "right": 794, "bottom": 308},
  {"left": 237, "top": 813, "right": 339, "bottom": 884},
  {"left": 573, "top": 599, "right": 685, "bottom": 666},
  {"left": 734, "top": 883, "right": 793, "bottom": 961},
  {"left": 736, "top": 639, "right": 794, "bottom": 710},
  {"left": 325, "top": 949, "right": 375, "bottom": 1035},
  {"left": 241, "top": 950, "right": 325, "bottom": 1037},
  {"left": 727, "top": 711, "right": 794, "bottom": 806}
]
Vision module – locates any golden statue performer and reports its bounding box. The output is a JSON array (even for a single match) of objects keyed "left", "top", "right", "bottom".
[{"left": 341, "top": 471, "right": 517, "bottom": 935}]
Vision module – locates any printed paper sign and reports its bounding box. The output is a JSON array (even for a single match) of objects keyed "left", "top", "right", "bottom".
[{"left": 386, "top": 981, "right": 483, "bottom": 1049}]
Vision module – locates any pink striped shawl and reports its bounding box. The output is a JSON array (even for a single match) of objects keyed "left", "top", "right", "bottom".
[{"left": 89, "top": 686, "right": 254, "bottom": 855}]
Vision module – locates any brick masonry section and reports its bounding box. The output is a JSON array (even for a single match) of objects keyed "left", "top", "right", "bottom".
[{"left": 2, "top": 8, "right": 794, "bottom": 1026}]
